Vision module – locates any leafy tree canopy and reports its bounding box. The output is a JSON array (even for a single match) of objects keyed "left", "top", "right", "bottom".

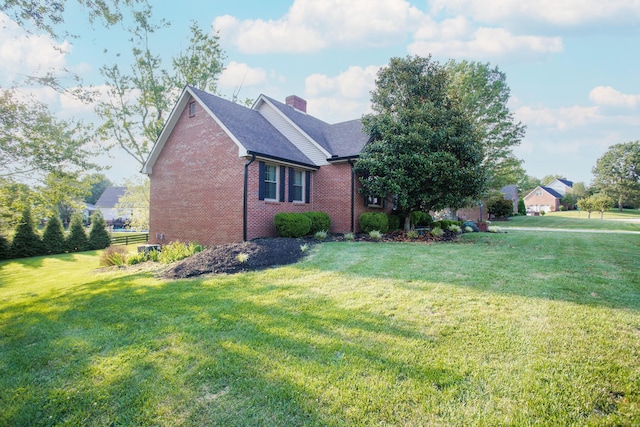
[
  {"left": 116, "top": 176, "right": 150, "bottom": 230},
  {"left": 355, "top": 55, "right": 486, "bottom": 230},
  {"left": 445, "top": 60, "right": 526, "bottom": 189},
  {"left": 592, "top": 141, "right": 640, "bottom": 210}
]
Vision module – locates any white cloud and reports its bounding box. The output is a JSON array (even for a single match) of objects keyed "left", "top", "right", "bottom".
[
  {"left": 219, "top": 62, "right": 268, "bottom": 89},
  {"left": 589, "top": 86, "right": 640, "bottom": 108},
  {"left": 303, "top": 66, "right": 379, "bottom": 122},
  {"left": 0, "top": 12, "right": 73, "bottom": 85},
  {"left": 214, "top": 0, "right": 425, "bottom": 53},
  {"left": 515, "top": 105, "right": 601, "bottom": 131},
  {"left": 429, "top": 0, "right": 640, "bottom": 27},
  {"left": 409, "top": 24, "right": 563, "bottom": 59}
]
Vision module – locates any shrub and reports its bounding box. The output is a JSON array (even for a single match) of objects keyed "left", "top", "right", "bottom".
[
  {"left": 464, "top": 226, "right": 474, "bottom": 233},
  {"left": 126, "top": 251, "right": 150, "bottom": 265},
  {"left": 487, "top": 197, "right": 514, "bottom": 218},
  {"left": 488, "top": 226, "right": 502, "bottom": 233},
  {"left": 159, "top": 241, "right": 203, "bottom": 264},
  {"left": 449, "top": 224, "right": 461, "bottom": 233},
  {"left": 66, "top": 213, "right": 88, "bottom": 253},
  {"left": 343, "top": 232, "right": 355, "bottom": 241},
  {"left": 42, "top": 216, "right": 66, "bottom": 255},
  {"left": 540, "top": 210, "right": 546, "bottom": 216},
  {"left": 387, "top": 214, "right": 401, "bottom": 231},
  {"left": 11, "top": 207, "right": 44, "bottom": 258},
  {"left": 300, "top": 243, "right": 310, "bottom": 253},
  {"left": 100, "top": 246, "right": 128, "bottom": 267},
  {"left": 368, "top": 230, "right": 383, "bottom": 241},
  {"left": 274, "top": 213, "right": 312, "bottom": 238},
  {"left": 236, "top": 253, "right": 250, "bottom": 263},
  {"left": 430, "top": 226, "right": 444, "bottom": 238},
  {"left": 411, "top": 211, "right": 433, "bottom": 227},
  {"left": 88, "top": 211, "right": 111, "bottom": 250},
  {"left": 518, "top": 198, "right": 527, "bottom": 215},
  {"left": 406, "top": 229, "right": 419, "bottom": 239},
  {"left": 314, "top": 230, "right": 328, "bottom": 240},
  {"left": 302, "top": 212, "right": 331, "bottom": 234},
  {"left": 0, "top": 234, "right": 10, "bottom": 260},
  {"left": 359, "top": 212, "right": 389, "bottom": 233},
  {"left": 462, "top": 221, "right": 479, "bottom": 232},
  {"left": 434, "top": 219, "right": 461, "bottom": 230}
]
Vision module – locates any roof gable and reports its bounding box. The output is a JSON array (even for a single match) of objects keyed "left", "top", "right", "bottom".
[
  {"left": 95, "top": 187, "right": 126, "bottom": 209},
  {"left": 524, "top": 186, "right": 563, "bottom": 200}
]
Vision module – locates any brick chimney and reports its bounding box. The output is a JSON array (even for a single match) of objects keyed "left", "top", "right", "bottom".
[{"left": 285, "top": 95, "right": 307, "bottom": 113}]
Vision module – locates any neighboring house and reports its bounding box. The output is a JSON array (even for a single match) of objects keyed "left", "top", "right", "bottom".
[
  {"left": 94, "top": 186, "right": 127, "bottom": 223},
  {"left": 456, "top": 184, "right": 519, "bottom": 222},
  {"left": 524, "top": 179, "right": 573, "bottom": 213},
  {"left": 142, "top": 86, "right": 391, "bottom": 246}
]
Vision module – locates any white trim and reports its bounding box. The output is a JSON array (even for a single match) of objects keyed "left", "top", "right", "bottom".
[
  {"left": 255, "top": 95, "right": 332, "bottom": 159},
  {"left": 142, "top": 86, "right": 248, "bottom": 175}
]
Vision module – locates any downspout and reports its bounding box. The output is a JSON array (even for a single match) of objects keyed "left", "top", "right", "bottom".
[
  {"left": 243, "top": 153, "right": 256, "bottom": 241},
  {"left": 348, "top": 159, "right": 355, "bottom": 233}
]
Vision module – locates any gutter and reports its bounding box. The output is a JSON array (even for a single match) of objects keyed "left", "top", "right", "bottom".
[
  {"left": 246, "top": 150, "right": 318, "bottom": 170},
  {"left": 243, "top": 153, "right": 256, "bottom": 241},
  {"left": 348, "top": 159, "right": 356, "bottom": 233}
]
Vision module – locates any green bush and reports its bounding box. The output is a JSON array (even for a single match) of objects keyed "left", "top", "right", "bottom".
[
  {"left": 11, "top": 207, "right": 44, "bottom": 259},
  {"left": 387, "top": 214, "right": 401, "bottom": 231},
  {"left": 274, "top": 213, "right": 311, "bottom": 238},
  {"left": 487, "top": 197, "right": 514, "bottom": 218},
  {"left": 88, "top": 211, "right": 111, "bottom": 250},
  {"left": 0, "top": 234, "right": 10, "bottom": 260},
  {"left": 100, "top": 246, "right": 128, "bottom": 267},
  {"left": 159, "top": 241, "right": 203, "bottom": 264},
  {"left": 411, "top": 211, "right": 433, "bottom": 227},
  {"left": 435, "top": 219, "right": 462, "bottom": 230},
  {"left": 66, "top": 213, "right": 88, "bottom": 253},
  {"left": 42, "top": 216, "right": 66, "bottom": 255},
  {"left": 430, "top": 226, "right": 444, "bottom": 238},
  {"left": 359, "top": 212, "right": 389, "bottom": 233},
  {"left": 518, "top": 198, "right": 526, "bottom": 215},
  {"left": 314, "top": 230, "right": 328, "bottom": 240},
  {"left": 302, "top": 211, "right": 331, "bottom": 234}
]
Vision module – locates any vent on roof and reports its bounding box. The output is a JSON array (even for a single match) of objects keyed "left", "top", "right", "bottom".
[{"left": 286, "top": 95, "right": 307, "bottom": 113}]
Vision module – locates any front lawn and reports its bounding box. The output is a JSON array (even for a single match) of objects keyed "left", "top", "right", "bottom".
[
  {"left": 1, "top": 232, "right": 639, "bottom": 426},
  {"left": 501, "top": 210, "right": 640, "bottom": 232}
]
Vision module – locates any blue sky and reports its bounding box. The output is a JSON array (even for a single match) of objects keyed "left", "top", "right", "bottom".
[{"left": 2, "top": 0, "right": 639, "bottom": 186}]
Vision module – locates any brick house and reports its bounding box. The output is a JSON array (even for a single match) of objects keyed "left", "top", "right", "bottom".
[
  {"left": 524, "top": 179, "right": 573, "bottom": 213},
  {"left": 142, "top": 86, "right": 391, "bottom": 246},
  {"left": 456, "top": 184, "right": 519, "bottom": 221}
]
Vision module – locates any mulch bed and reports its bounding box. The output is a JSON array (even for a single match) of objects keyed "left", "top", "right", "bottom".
[{"left": 162, "top": 230, "right": 460, "bottom": 279}]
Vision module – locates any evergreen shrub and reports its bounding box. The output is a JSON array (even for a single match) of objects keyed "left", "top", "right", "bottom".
[
  {"left": 411, "top": 211, "right": 433, "bottom": 227},
  {"left": 359, "top": 212, "right": 389, "bottom": 233},
  {"left": 11, "top": 207, "right": 44, "bottom": 258},
  {"left": 66, "top": 213, "right": 88, "bottom": 253},
  {"left": 88, "top": 211, "right": 111, "bottom": 250},
  {"left": 42, "top": 216, "right": 66, "bottom": 255},
  {"left": 0, "top": 234, "right": 10, "bottom": 260},
  {"left": 274, "top": 213, "right": 311, "bottom": 238},
  {"left": 302, "top": 211, "right": 331, "bottom": 234},
  {"left": 387, "top": 214, "right": 401, "bottom": 231}
]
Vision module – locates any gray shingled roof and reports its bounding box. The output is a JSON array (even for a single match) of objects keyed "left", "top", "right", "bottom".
[
  {"left": 189, "top": 87, "right": 316, "bottom": 167},
  {"left": 500, "top": 184, "right": 518, "bottom": 200},
  {"left": 95, "top": 187, "right": 126, "bottom": 209},
  {"left": 263, "top": 95, "right": 369, "bottom": 158}
]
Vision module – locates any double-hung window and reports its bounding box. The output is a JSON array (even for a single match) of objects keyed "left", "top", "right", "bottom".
[
  {"left": 292, "top": 170, "right": 304, "bottom": 202},
  {"left": 264, "top": 164, "right": 278, "bottom": 200}
]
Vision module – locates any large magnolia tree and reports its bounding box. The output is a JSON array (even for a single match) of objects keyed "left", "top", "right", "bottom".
[{"left": 355, "top": 55, "right": 486, "bottom": 231}]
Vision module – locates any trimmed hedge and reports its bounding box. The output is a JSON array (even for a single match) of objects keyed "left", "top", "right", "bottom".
[
  {"left": 359, "top": 212, "right": 389, "bottom": 233},
  {"left": 302, "top": 211, "right": 331, "bottom": 234},
  {"left": 435, "top": 219, "right": 462, "bottom": 230},
  {"left": 411, "top": 211, "right": 433, "bottom": 227},
  {"left": 274, "top": 213, "right": 311, "bottom": 238},
  {"left": 387, "top": 214, "right": 401, "bottom": 231}
]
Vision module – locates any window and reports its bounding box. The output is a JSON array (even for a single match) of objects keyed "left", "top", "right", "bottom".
[
  {"left": 264, "top": 164, "right": 278, "bottom": 200},
  {"left": 292, "top": 170, "right": 304, "bottom": 202},
  {"left": 367, "top": 195, "right": 385, "bottom": 207},
  {"left": 536, "top": 190, "right": 543, "bottom": 196},
  {"left": 188, "top": 101, "right": 196, "bottom": 117}
]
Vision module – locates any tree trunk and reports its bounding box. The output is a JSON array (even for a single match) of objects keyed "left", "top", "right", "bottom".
[
  {"left": 618, "top": 196, "right": 623, "bottom": 212},
  {"left": 587, "top": 210, "right": 591, "bottom": 219},
  {"left": 404, "top": 212, "right": 412, "bottom": 232}
]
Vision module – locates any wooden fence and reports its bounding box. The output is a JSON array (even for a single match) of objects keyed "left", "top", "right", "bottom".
[{"left": 110, "top": 233, "right": 149, "bottom": 246}]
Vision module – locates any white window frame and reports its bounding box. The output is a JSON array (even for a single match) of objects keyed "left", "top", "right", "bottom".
[
  {"left": 264, "top": 164, "right": 279, "bottom": 201},
  {"left": 188, "top": 101, "right": 196, "bottom": 117},
  {"left": 292, "top": 169, "right": 305, "bottom": 203}
]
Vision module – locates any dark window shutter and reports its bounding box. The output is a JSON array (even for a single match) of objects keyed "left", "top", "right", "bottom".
[
  {"left": 364, "top": 194, "right": 369, "bottom": 207},
  {"left": 305, "top": 171, "right": 311, "bottom": 203},
  {"left": 258, "top": 161, "right": 265, "bottom": 200},
  {"left": 288, "top": 167, "right": 294, "bottom": 202},
  {"left": 279, "top": 166, "right": 286, "bottom": 202}
]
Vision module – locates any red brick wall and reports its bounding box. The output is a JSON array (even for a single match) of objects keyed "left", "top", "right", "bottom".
[{"left": 148, "top": 98, "right": 245, "bottom": 246}]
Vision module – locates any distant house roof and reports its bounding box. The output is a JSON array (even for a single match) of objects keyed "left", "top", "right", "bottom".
[
  {"left": 500, "top": 184, "right": 518, "bottom": 200},
  {"left": 95, "top": 187, "right": 126, "bottom": 209},
  {"left": 541, "top": 186, "right": 563, "bottom": 198},
  {"left": 557, "top": 178, "right": 573, "bottom": 188}
]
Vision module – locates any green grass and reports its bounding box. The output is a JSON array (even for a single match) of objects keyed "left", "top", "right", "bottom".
[
  {"left": 1, "top": 233, "right": 639, "bottom": 426},
  {"left": 501, "top": 209, "right": 640, "bottom": 232}
]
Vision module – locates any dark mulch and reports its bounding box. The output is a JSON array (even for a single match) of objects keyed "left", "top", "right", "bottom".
[{"left": 163, "top": 230, "right": 460, "bottom": 279}]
